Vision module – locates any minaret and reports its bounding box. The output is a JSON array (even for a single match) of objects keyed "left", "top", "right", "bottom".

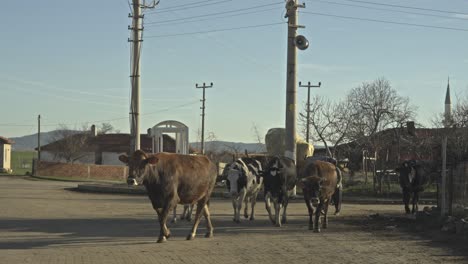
[{"left": 444, "top": 77, "right": 452, "bottom": 127}]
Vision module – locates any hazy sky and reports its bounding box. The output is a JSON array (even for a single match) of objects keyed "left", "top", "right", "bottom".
[{"left": 1, "top": 0, "right": 467, "bottom": 143}]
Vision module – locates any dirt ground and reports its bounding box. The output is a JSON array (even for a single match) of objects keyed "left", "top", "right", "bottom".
[{"left": 0, "top": 176, "right": 467, "bottom": 264}]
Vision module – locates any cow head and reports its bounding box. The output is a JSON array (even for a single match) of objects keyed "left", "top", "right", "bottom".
[
  {"left": 118, "top": 150, "right": 159, "bottom": 186},
  {"left": 298, "top": 176, "right": 322, "bottom": 206},
  {"left": 226, "top": 163, "right": 247, "bottom": 195},
  {"left": 396, "top": 160, "right": 417, "bottom": 184}
]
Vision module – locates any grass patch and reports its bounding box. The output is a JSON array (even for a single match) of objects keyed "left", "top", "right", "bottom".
[{"left": 10, "top": 151, "right": 36, "bottom": 175}]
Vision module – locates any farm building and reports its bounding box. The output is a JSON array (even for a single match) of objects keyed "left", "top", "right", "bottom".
[
  {"left": 38, "top": 125, "right": 179, "bottom": 165},
  {"left": 0, "top": 136, "right": 14, "bottom": 173}
]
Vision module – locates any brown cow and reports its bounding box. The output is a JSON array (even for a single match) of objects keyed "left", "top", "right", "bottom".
[
  {"left": 119, "top": 150, "right": 217, "bottom": 243},
  {"left": 298, "top": 159, "right": 338, "bottom": 232}
]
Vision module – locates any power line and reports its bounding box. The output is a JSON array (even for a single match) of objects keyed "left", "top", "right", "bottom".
[
  {"left": 146, "top": 0, "right": 232, "bottom": 14},
  {"left": 0, "top": 101, "right": 200, "bottom": 128},
  {"left": 145, "top": 7, "right": 280, "bottom": 27},
  {"left": 311, "top": 0, "right": 468, "bottom": 21},
  {"left": 145, "top": 22, "right": 285, "bottom": 38},
  {"left": 301, "top": 11, "right": 468, "bottom": 32},
  {"left": 145, "top": 2, "right": 283, "bottom": 25},
  {"left": 340, "top": 0, "right": 468, "bottom": 16}
]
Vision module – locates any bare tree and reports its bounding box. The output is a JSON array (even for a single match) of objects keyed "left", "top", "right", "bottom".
[
  {"left": 98, "top": 122, "right": 119, "bottom": 134},
  {"left": 251, "top": 122, "right": 265, "bottom": 153},
  {"left": 345, "top": 77, "right": 416, "bottom": 189},
  {"left": 346, "top": 77, "right": 416, "bottom": 141},
  {"left": 49, "top": 124, "right": 91, "bottom": 163},
  {"left": 299, "top": 95, "right": 352, "bottom": 158}
]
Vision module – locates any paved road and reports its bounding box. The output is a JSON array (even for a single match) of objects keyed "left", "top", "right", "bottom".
[{"left": 1, "top": 176, "right": 466, "bottom": 264}]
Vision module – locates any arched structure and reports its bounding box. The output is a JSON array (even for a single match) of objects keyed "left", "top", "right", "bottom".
[{"left": 150, "top": 120, "right": 189, "bottom": 154}]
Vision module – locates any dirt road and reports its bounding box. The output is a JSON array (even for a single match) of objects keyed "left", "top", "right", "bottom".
[{"left": 0, "top": 176, "right": 466, "bottom": 264}]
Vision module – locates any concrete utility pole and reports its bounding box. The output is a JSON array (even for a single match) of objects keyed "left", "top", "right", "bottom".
[
  {"left": 299, "top": 81, "right": 321, "bottom": 144},
  {"left": 196, "top": 82, "right": 213, "bottom": 155},
  {"left": 284, "top": 0, "right": 306, "bottom": 162},
  {"left": 37, "top": 114, "right": 41, "bottom": 161},
  {"left": 129, "top": 0, "right": 157, "bottom": 154}
]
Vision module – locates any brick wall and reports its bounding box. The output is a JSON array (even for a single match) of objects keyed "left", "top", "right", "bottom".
[{"left": 36, "top": 160, "right": 128, "bottom": 182}]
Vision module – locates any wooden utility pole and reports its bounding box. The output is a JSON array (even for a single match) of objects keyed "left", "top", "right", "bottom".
[
  {"left": 37, "top": 114, "right": 41, "bottom": 161},
  {"left": 299, "top": 81, "right": 321, "bottom": 144},
  {"left": 129, "top": 0, "right": 157, "bottom": 154},
  {"left": 284, "top": 0, "right": 305, "bottom": 162},
  {"left": 196, "top": 82, "right": 214, "bottom": 155}
]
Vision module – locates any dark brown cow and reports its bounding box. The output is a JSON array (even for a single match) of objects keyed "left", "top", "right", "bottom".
[
  {"left": 119, "top": 150, "right": 217, "bottom": 243},
  {"left": 298, "top": 159, "right": 338, "bottom": 232}
]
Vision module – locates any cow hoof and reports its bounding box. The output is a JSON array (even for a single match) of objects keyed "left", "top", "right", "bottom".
[
  {"left": 249, "top": 217, "right": 255, "bottom": 221},
  {"left": 157, "top": 236, "right": 167, "bottom": 243},
  {"left": 205, "top": 232, "right": 213, "bottom": 238},
  {"left": 313, "top": 229, "right": 321, "bottom": 233},
  {"left": 275, "top": 223, "right": 281, "bottom": 227},
  {"left": 244, "top": 214, "right": 249, "bottom": 219},
  {"left": 334, "top": 211, "right": 340, "bottom": 216},
  {"left": 171, "top": 219, "right": 177, "bottom": 224},
  {"left": 186, "top": 234, "right": 195, "bottom": 241}
]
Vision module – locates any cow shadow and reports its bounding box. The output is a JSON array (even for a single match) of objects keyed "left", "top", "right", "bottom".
[{"left": 0, "top": 211, "right": 354, "bottom": 250}]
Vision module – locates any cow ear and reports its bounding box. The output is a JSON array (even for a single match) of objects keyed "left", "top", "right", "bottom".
[
  {"left": 119, "top": 154, "right": 129, "bottom": 164},
  {"left": 145, "top": 156, "right": 159, "bottom": 165}
]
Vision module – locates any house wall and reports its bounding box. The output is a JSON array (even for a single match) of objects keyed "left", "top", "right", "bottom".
[
  {"left": 41, "top": 151, "right": 96, "bottom": 164},
  {"left": 41, "top": 151, "right": 125, "bottom": 166},
  {"left": 1, "top": 144, "right": 11, "bottom": 171},
  {"left": 36, "top": 160, "right": 128, "bottom": 181}
]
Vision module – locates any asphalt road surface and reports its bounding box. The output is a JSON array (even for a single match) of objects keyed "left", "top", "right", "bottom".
[{"left": 1, "top": 176, "right": 466, "bottom": 264}]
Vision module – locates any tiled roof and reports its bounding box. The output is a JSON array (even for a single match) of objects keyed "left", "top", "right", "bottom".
[
  {"left": 40, "top": 133, "right": 176, "bottom": 153},
  {"left": 0, "top": 136, "right": 14, "bottom": 145}
]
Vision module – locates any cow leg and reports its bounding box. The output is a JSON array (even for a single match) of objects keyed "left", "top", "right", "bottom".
[
  {"left": 281, "top": 197, "right": 289, "bottom": 224},
  {"left": 187, "top": 200, "right": 206, "bottom": 240},
  {"left": 236, "top": 190, "right": 246, "bottom": 223},
  {"left": 332, "top": 187, "right": 342, "bottom": 216},
  {"left": 264, "top": 192, "right": 275, "bottom": 224},
  {"left": 412, "top": 192, "right": 419, "bottom": 214},
  {"left": 187, "top": 204, "right": 194, "bottom": 221},
  {"left": 249, "top": 192, "right": 258, "bottom": 221},
  {"left": 171, "top": 206, "right": 177, "bottom": 223},
  {"left": 274, "top": 199, "right": 282, "bottom": 227},
  {"left": 305, "top": 199, "right": 314, "bottom": 230},
  {"left": 314, "top": 203, "right": 323, "bottom": 233},
  {"left": 202, "top": 204, "right": 214, "bottom": 238},
  {"left": 244, "top": 197, "right": 250, "bottom": 219},
  {"left": 157, "top": 205, "right": 171, "bottom": 243},
  {"left": 182, "top": 204, "right": 192, "bottom": 222},
  {"left": 231, "top": 197, "right": 238, "bottom": 222},
  {"left": 322, "top": 200, "right": 330, "bottom": 229},
  {"left": 402, "top": 188, "right": 411, "bottom": 214}
]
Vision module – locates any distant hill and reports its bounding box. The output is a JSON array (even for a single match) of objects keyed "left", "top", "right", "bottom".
[
  {"left": 10, "top": 132, "right": 266, "bottom": 153},
  {"left": 10, "top": 131, "right": 57, "bottom": 151}
]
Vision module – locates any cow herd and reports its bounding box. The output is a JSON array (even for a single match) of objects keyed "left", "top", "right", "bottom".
[{"left": 119, "top": 150, "right": 429, "bottom": 243}]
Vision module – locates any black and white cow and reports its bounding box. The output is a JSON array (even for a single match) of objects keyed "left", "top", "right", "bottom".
[
  {"left": 262, "top": 156, "right": 297, "bottom": 227},
  {"left": 226, "top": 157, "right": 263, "bottom": 223}
]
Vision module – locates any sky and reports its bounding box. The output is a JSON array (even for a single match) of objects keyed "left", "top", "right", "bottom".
[{"left": 1, "top": 0, "right": 467, "bottom": 143}]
